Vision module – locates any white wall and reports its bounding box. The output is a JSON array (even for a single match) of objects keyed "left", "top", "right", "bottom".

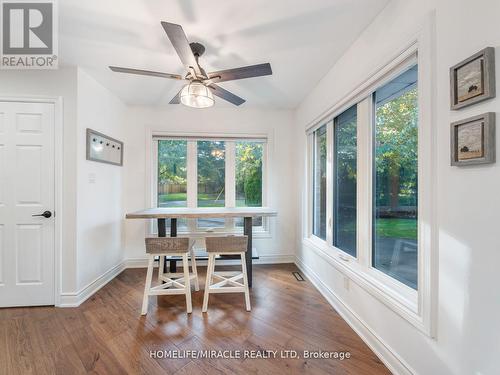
[
  {"left": 123, "top": 106, "right": 296, "bottom": 264},
  {"left": 75, "top": 68, "right": 127, "bottom": 291},
  {"left": 0, "top": 67, "right": 128, "bottom": 298},
  {"left": 0, "top": 68, "right": 79, "bottom": 293},
  {"left": 294, "top": 0, "right": 500, "bottom": 374}
]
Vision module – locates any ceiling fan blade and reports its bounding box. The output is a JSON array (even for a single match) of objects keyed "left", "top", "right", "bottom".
[
  {"left": 208, "top": 84, "right": 245, "bottom": 106},
  {"left": 161, "top": 22, "right": 202, "bottom": 77},
  {"left": 109, "top": 66, "right": 183, "bottom": 80},
  {"left": 169, "top": 88, "right": 182, "bottom": 104},
  {"left": 207, "top": 63, "right": 272, "bottom": 83}
]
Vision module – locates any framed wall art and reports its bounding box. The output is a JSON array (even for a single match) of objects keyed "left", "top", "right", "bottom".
[
  {"left": 86, "top": 128, "right": 124, "bottom": 166},
  {"left": 451, "top": 113, "right": 495, "bottom": 166},
  {"left": 450, "top": 47, "right": 496, "bottom": 110}
]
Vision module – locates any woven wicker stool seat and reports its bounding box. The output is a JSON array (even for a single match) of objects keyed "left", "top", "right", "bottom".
[
  {"left": 145, "top": 237, "right": 190, "bottom": 254},
  {"left": 141, "top": 237, "right": 199, "bottom": 315},
  {"left": 202, "top": 236, "right": 251, "bottom": 312}
]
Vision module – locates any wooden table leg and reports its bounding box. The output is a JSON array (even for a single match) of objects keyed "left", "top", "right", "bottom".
[
  {"left": 169, "top": 218, "right": 177, "bottom": 273},
  {"left": 157, "top": 218, "right": 177, "bottom": 273},
  {"left": 157, "top": 218, "right": 166, "bottom": 237},
  {"left": 243, "top": 217, "right": 253, "bottom": 288},
  {"left": 157, "top": 218, "right": 167, "bottom": 284}
]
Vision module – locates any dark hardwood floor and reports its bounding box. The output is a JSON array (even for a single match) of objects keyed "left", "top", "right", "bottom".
[{"left": 0, "top": 264, "right": 390, "bottom": 374}]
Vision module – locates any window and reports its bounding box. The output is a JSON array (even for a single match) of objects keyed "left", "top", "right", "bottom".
[
  {"left": 157, "top": 139, "right": 188, "bottom": 229},
  {"left": 305, "top": 43, "right": 434, "bottom": 334},
  {"left": 307, "top": 61, "right": 422, "bottom": 298},
  {"left": 197, "top": 140, "right": 226, "bottom": 228},
  {"left": 157, "top": 140, "right": 187, "bottom": 208},
  {"left": 333, "top": 105, "right": 357, "bottom": 257},
  {"left": 235, "top": 141, "right": 264, "bottom": 227},
  {"left": 153, "top": 136, "right": 267, "bottom": 233},
  {"left": 313, "top": 125, "right": 327, "bottom": 240},
  {"left": 373, "top": 65, "right": 418, "bottom": 289}
]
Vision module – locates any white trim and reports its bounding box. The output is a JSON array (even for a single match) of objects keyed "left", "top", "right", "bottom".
[
  {"left": 306, "top": 134, "right": 314, "bottom": 237},
  {"left": 0, "top": 95, "right": 64, "bottom": 307},
  {"left": 303, "top": 18, "right": 436, "bottom": 336},
  {"left": 415, "top": 14, "right": 438, "bottom": 337},
  {"left": 302, "top": 236, "right": 427, "bottom": 334},
  {"left": 305, "top": 41, "right": 419, "bottom": 134},
  {"left": 357, "top": 98, "right": 371, "bottom": 268},
  {"left": 55, "top": 253, "right": 294, "bottom": 307},
  {"left": 150, "top": 131, "right": 269, "bottom": 235},
  {"left": 145, "top": 126, "right": 154, "bottom": 236},
  {"left": 124, "top": 253, "right": 295, "bottom": 269},
  {"left": 325, "top": 120, "right": 334, "bottom": 245},
  {"left": 54, "top": 97, "right": 64, "bottom": 307},
  {"left": 59, "top": 261, "right": 126, "bottom": 307},
  {"left": 295, "top": 256, "right": 415, "bottom": 375},
  {"left": 152, "top": 130, "right": 268, "bottom": 141}
]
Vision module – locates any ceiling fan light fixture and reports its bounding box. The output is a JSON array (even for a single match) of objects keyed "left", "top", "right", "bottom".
[{"left": 180, "top": 81, "right": 214, "bottom": 108}]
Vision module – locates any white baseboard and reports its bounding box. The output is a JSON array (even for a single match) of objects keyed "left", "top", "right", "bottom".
[
  {"left": 124, "top": 254, "right": 295, "bottom": 268},
  {"left": 255, "top": 254, "right": 295, "bottom": 264},
  {"left": 294, "top": 256, "right": 415, "bottom": 375},
  {"left": 58, "top": 254, "right": 294, "bottom": 307},
  {"left": 123, "top": 257, "right": 157, "bottom": 269},
  {"left": 58, "top": 261, "right": 126, "bottom": 307}
]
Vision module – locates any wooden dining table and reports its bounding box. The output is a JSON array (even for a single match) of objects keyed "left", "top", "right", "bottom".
[{"left": 125, "top": 207, "right": 277, "bottom": 287}]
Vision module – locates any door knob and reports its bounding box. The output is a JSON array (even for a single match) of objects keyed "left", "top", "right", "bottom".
[{"left": 32, "top": 210, "right": 52, "bottom": 219}]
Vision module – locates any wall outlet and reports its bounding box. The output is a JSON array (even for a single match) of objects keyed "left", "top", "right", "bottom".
[
  {"left": 88, "top": 173, "right": 96, "bottom": 184},
  {"left": 343, "top": 276, "right": 350, "bottom": 291}
]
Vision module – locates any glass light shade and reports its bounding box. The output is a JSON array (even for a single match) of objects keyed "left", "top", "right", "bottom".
[{"left": 180, "top": 82, "right": 214, "bottom": 108}]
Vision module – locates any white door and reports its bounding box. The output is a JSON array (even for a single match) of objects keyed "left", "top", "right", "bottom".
[{"left": 0, "top": 101, "right": 55, "bottom": 307}]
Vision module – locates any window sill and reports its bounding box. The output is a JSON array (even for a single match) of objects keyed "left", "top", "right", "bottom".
[
  {"left": 303, "top": 236, "right": 430, "bottom": 336},
  {"left": 152, "top": 227, "right": 272, "bottom": 239}
]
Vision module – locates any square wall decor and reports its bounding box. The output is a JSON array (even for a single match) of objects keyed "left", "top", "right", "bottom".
[
  {"left": 451, "top": 113, "right": 495, "bottom": 166},
  {"left": 450, "top": 47, "right": 496, "bottom": 110},
  {"left": 86, "top": 128, "right": 123, "bottom": 166}
]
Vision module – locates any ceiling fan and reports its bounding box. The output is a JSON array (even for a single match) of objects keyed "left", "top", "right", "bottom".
[{"left": 109, "top": 22, "right": 273, "bottom": 108}]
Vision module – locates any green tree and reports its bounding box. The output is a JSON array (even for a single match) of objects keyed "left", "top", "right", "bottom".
[
  {"left": 197, "top": 141, "right": 225, "bottom": 197},
  {"left": 375, "top": 87, "right": 418, "bottom": 209},
  {"left": 236, "top": 142, "right": 263, "bottom": 206},
  {"left": 158, "top": 140, "right": 187, "bottom": 185}
]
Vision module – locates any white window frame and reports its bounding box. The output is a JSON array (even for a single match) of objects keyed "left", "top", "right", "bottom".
[
  {"left": 304, "top": 25, "right": 436, "bottom": 337},
  {"left": 150, "top": 133, "right": 269, "bottom": 237}
]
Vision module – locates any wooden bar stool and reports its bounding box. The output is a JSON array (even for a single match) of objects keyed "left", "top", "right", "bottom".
[
  {"left": 142, "top": 237, "right": 199, "bottom": 315},
  {"left": 158, "top": 241, "right": 199, "bottom": 291},
  {"left": 202, "top": 236, "right": 251, "bottom": 312}
]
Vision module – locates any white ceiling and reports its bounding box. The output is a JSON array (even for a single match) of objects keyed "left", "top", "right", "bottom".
[{"left": 59, "top": 0, "right": 389, "bottom": 108}]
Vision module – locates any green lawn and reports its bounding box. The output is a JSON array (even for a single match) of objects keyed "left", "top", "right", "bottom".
[
  {"left": 375, "top": 218, "right": 417, "bottom": 239},
  {"left": 159, "top": 193, "right": 259, "bottom": 207},
  {"left": 158, "top": 193, "right": 188, "bottom": 202},
  {"left": 158, "top": 194, "right": 416, "bottom": 239},
  {"left": 159, "top": 193, "right": 225, "bottom": 207},
  {"left": 336, "top": 218, "right": 417, "bottom": 240},
  {"left": 159, "top": 193, "right": 221, "bottom": 202}
]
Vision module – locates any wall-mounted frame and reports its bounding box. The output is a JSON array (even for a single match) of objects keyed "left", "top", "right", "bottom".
[
  {"left": 86, "top": 128, "right": 123, "bottom": 166},
  {"left": 451, "top": 112, "right": 495, "bottom": 166},
  {"left": 450, "top": 47, "right": 496, "bottom": 110}
]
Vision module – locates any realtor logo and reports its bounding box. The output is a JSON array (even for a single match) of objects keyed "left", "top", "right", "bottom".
[{"left": 1, "top": 0, "right": 58, "bottom": 69}]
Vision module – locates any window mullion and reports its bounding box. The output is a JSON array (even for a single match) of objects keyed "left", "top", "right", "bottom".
[
  {"left": 151, "top": 139, "right": 159, "bottom": 235},
  {"left": 187, "top": 140, "right": 197, "bottom": 232},
  {"left": 325, "top": 120, "right": 334, "bottom": 246},
  {"left": 356, "top": 96, "right": 373, "bottom": 269},
  {"left": 225, "top": 141, "right": 236, "bottom": 230},
  {"left": 261, "top": 142, "right": 269, "bottom": 231},
  {"left": 152, "top": 139, "right": 159, "bottom": 207},
  {"left": 225, "top": 142, "right": 236, "bottom": 208},
  {"left": 307, "top": 134, "right": 313, "bottom": 238}
]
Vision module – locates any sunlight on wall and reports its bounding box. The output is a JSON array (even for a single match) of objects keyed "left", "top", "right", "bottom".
[{"left": 438, "top": 230, "right": 471, "bottom": 374}]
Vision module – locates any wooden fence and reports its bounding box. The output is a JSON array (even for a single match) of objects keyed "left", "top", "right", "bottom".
[{"left": 158, "top": 184, "right": 186, "bottom": 195}]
